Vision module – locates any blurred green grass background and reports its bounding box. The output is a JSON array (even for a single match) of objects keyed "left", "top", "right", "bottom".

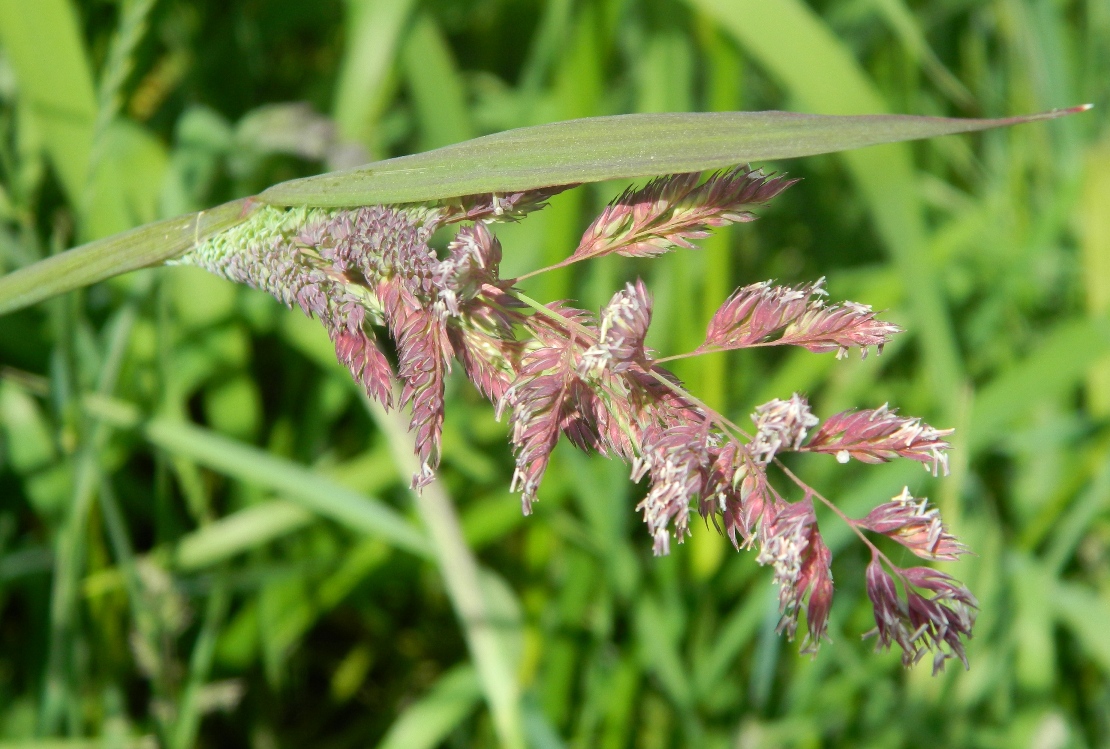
[{"left": 0, "top": 0, "right": 1108, "bottom": 747}]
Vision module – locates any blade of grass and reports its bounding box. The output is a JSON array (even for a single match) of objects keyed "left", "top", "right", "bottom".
[
  {"left": 264, "top": 539, "right": 391, "bottom": 671},
  {"left": 80, "top": 394, "right": 432, "bottom": 557},
  {"left": 871, "top": 0, "right": 977, "bottom": 111},
  {"left": 1081, "top": 139, "right": 1110, "bottom": 416},
  {"left": 694, "top": 16, "right": 743, "bottom": 411},
  {"left": 1053, "top": 580, "right": 1110, "bottom": 675},
  {"left": 97, "top": 475, "right": 174, "bottom": 742},
  {"left": 172, "top": 500, "right": 314, "bottom": 571},
  {"left": 0, "top": 741, "right": 156, "bottom": 749},
  {"left": 0, "top": 198, "right": 257, "bottom": 316},
  {"left": 367, "top": 396, "right": 524, "bottom": 749},
  {"left": 0, "top": 108, "right": 1089, "bottom": 318},
  {"left": 0, "top": 0, "right": 96, "bottom": 204},
  {"left": 531, "top": 2, "right": 603, "bottom": 303},
  {"left": 90, "top": 0, "right": 158, "bottom": 141},
  {"left": 969, "top": 316, "right": 1110, "bottom": 451},
  {"left": 259, "top": 108, "right": 1088, "bottom": 207},
  {"left": 375, "top": 664, "right": 482, "bottom": 749},
  {"left": 86, "top": 0, "right": 159, "bottom": 206},
  {"left": 691, "top": 585, "right": 766, "bottom": 701},
  {"left": 332, "top": 0, "right": 417, "bottom": 149},
  {"left": 1042, "top": 456, "right": 1110, "bottom": 574},
  {"left": 401, "top": 13, "right": 474, "bottom": 151},
  {"left": 169, "top": 578, "right": 229, "bottom": 749},
  {"left": 40, "top": 304, "right": 135, "bottom": 735}
]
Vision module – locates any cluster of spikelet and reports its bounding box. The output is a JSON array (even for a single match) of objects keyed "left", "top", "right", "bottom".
[{"left": 182, "top": 166, "right": 975, "bottom": 673}]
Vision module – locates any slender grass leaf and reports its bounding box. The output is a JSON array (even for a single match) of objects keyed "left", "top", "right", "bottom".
[
  {"left": 689, "top": 0, "right": 967, "bottom": 414},
  {"left": 692, "top": 588, "right": 766, "bottom": 701},
  {"left": 267, "top": 539, "right": 391, "bottom": 660},
  {"left": 172, "top": 500, "right": 314, "bottom": 571},
  {"left": 0, "top": 198, "right": 256, "bottom": 316},
  {"left": 0, "top": 108, "right": 1089, "bottom": 317},
  {"left": 401, "top": 13, "right": 474, "bottom": 150},
  {"left": 259, "top": 108, "right": 1089, "bottom": 207},
  {"left": 332, "top": 0, "right": 417, "bottom": 147},
  {"left": 970, "top": 317, "right": 1110, "bottom": 451},
  {"left": 1053, "top": 581, "right": 1110, "bottom": 674},
  {"left": 1082, "top": 139, "right": 1110, "bottom": 416},
  {"left": 1042, "top": 456, "right": 1110, "bottom": 574},
  {"left": 85, "top": 120, "right": 170, "bottom": 240},
  {"left": 368, "top": 398, "right": 525, "bottom": 749},
  {"left": 143, "top": 417, "right": 431, "bottom": 557},
  {"left": 171, "top": 580, "right": 229, "bottom": 749},
  {"left": 0, "top": 742, "right": 155, "bottom": 749},
  {"left": 375, "top": 664, "right": 482, "bottom": 749},
  {"left": 0, "top": 0, "right": 96, "bottom": 203},
  {"left": 635, "top": 595, "right": 693, "bottom": 710},
  {"left": 1011, "top": 554, "right": 1056, "bottom": 691},
  {"left": 80, "top": 394, "right": 431, "bottom": 557}
]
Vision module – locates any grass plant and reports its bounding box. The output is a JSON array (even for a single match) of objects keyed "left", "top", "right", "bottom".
[{"left": 0, "top": 1, "right": 1107, "bottom": 748}]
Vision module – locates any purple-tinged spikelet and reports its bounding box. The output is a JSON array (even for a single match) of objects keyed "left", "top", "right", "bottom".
[
  {"left": 572, "top": 167, "right": 794, "bottom": 262},
  {"left": 448, "top": 294, "right": 522, "bottom": 403},
  {"left": 702, "top": 278, "right": 900, "bottom": 357},
  {"left": 434, "top": 224, "right": 503, "bottom": 318},
  {"left": 755, "top": 498, "right": 834, "bottom": 649},
  {"left": 802, "top": 404, "right": 953, "bottom": 475},
  {"left": 709, "top": 446, "right": 773, "bottom": 550},
  {"left": 750, "top": 394, "right": 819, "bottom": 465},
  {"left": 632, "top": 423, "right": 713, "bottom": 555},
  {"left": 437, "top": 186, "right": 576, "bottom": 224},
  {"left": 500, "top": 304, "right": 596, "bottom": 513},
  {"left": 579, "top": 279, "right": 653, "bottom": 376},
  {"left": 334, "top": 328, "right": 394, "bottom": 409},
  {"left": 864, "top": 556, "right": 977, "bottom": 673},
  {"left": 379, "top": 280, "right": 453, "bottom": 489},
  {"left": 858, "top": 487, "right": 969, "bottom": 561}
]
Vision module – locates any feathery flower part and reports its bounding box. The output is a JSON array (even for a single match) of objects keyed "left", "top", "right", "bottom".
[
  {"left": 858, "top": 487, "right": 969, "bottom": 561},
  {"left": 864, "top": 557, "right": 977, "bottom": 674},
  {"left": 755, "top": 498, "right": 834, "bottom": 650},
  {"left": 632, "top": 423, "right": 713, "bottom": 555},
  {"left": 179, "top": 167, "right": 975, "bottom": 674},
  {"left": 802, "top": 404, "right": 953, "bottom": 475},
  {"left": 750, "top": 393, "right": 820, "bottom": 464},
  {"left": 500, "top": 305, "right": 597, "bottom": 513},
  {"left": 572, "top": 166, "right": 794, "bottom": 262},
  {"left": 712, "top": 449, "right": 773, "bottom": 549},
  {"left": 579, "top": 279, "right": 653, "bottom": 376},
  {"left": 702, "top": 277, "right": 901, "bottom": 357}
]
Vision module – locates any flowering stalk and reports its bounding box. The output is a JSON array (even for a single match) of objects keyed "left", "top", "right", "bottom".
[{"left": 180, "top": 168, "right": 974, "bottom": 672}]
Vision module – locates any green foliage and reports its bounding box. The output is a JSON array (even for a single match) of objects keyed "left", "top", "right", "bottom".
[{"left": 0, "top": 1, "right": 1107, "bottom": 748}]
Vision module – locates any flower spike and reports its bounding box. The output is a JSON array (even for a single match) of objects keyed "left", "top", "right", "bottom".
[{"left": 181, "top": 166, "right": 975, "bottom": 674}]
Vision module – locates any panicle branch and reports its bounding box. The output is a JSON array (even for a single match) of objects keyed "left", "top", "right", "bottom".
[
  {"left": 571, "top": 166, "right": 795, "bottom": 263},
  {"left": 182, "top": 166, "right": 974, "bottom": 673},
  {"left": 802, "top": 404, "right": 953, "bottom": 476},
  {"left": 436, "top": 185, "right": 576, "bottom": 224},
  {"left": 864, "top": 556, "right": 977, "bottom": 674},
  {"left": 702, "top": 277, "right": 902, "bottom": 358},
  {"left": 858, "top": 487, "right": 969, "bottom": 561}
]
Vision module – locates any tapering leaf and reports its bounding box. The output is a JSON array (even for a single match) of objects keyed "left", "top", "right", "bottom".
[
  {"left": 0, "top": 108, "right": 1090, "bottom": 317},
  {"left": 0, "top": 198, "right": 257, "bottom": 316},
  {"left": 260, "top": 108, "right": 1089, "bottom": 207}
]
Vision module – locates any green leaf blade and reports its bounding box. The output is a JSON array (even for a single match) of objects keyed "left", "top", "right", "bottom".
[
  {"left": 0, "top": 198, "right": 257, "bottom": 316},
  {"left": 259, "top": 108, "right": 1091, "bottom": 207}
]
